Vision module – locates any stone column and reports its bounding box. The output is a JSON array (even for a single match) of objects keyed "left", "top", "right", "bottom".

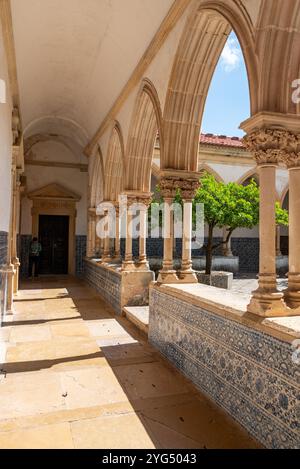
[
  {"left": 244, "top": 129, "right": 287, "bottom": 317},
  {"left": 6, "top": 153, "right": 17, "bottom": 314},
  {"left": 91, "top": 213, "right": 96, "bottom": 257},
  {"left": 12, "top": 178, "right": 21, "bottom": 294},
  {"left": 178, "top": 179, "right": 199, "bottom": 283},
  {"left": 276, "top": 225, "right": 282, "bottom": 257},
  {"left": 102, "top": 208, "right": 112, "bottom": 262},
  {"left": 137, "top": 197, "right": 152, "bottom": 270},
  {"left": 283, "top": 148, "right": 300, "bottom": 308},
  {"left": 122, "top": 196, "right": 136, "bottom": 271},
  {"left": 113, "top": 206, "right": 121, "bottom": 261},
  {"left": 157, "top": 175, "right": 178, "bottom": 283},
  {"left": 87, "top": 209, "right": 96, "bottom": 258},
  {"left": 95, "top": 215, "right": 101, "bottom": 257}
]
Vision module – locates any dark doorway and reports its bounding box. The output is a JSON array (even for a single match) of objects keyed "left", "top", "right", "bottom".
[{"left": 38, "top": 215, "right": 69, "bottom": 274}]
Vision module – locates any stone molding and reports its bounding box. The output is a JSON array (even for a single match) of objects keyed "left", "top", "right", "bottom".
[{"left": 243, "top": 128, "right": 300, "bottom": 167}]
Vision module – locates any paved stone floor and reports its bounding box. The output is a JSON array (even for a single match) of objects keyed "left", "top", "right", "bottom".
[{"left": 0, "top": 276, "right": 261, "bottom": 449}]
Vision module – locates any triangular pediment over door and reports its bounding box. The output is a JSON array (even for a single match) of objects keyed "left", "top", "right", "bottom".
[{"left": 27, "top": 183, "right": 81, "bottom": 201}]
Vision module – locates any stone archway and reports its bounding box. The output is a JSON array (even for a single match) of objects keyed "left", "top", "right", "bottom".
[{"left": 28, "top": 183, "right": 81, "bottom": 275}]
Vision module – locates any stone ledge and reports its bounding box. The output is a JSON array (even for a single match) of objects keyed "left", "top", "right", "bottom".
[
  {"left": 123, "top": 306, "right": 149, "bottom": 334},
  {"left": 152, "top": 282, "right": 300, "bottom": 342}
]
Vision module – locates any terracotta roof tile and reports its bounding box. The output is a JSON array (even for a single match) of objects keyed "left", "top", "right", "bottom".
[{"left": 200, "top": 133, "right": 245, "bottom": 148}]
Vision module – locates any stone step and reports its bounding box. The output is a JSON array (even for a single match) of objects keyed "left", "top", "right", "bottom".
[{"left": 123, "top": 306, "right": 149, "bottom": 334}]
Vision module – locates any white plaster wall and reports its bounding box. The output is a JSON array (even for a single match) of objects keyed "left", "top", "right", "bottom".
[
  {"left": 207, "top": 163, "right": 255, "bottom": 183},
  {"left": 21, "top": 165, "right": 87, "bottom": 235},
  {"left": 0, "top": 21, "right": 12, "bottom": 233}
]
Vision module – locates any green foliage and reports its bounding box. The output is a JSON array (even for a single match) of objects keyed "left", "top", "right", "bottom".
[
  {"left": 275, "top": 201, "right": 289, "bottom": 226},
  {"left": 193, "top": 173, "right": 260, "bottom": 232},
  {"left": 150, "top": 173, "right": 289, "bottom": 275}
]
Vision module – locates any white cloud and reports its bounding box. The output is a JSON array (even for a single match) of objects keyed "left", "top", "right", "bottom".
[{"left": 220, "top": 37, "right": 242, "bottom": 72}]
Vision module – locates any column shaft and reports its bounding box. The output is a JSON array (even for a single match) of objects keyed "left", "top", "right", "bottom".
[
  {"left": 138, "top": 207, "right": 149, "bottom": 268},
  {"left": 122, "top": 205, "right": 135, "bottom": 270},
  {"left": 285, "top": 167, "right": 300, "bottom": 307},
  {"left": 247, "top": 164, "right": 285, "bottom": 316},
  {"left": 178, "top": 200, "right": 197, "bottom": 282},
  {"left": 157, "top": 198, "right": 178, "bottom": 283}
]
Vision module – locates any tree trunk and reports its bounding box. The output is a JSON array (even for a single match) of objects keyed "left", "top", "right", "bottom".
[{"left": 205, "top": 225, "right": 214, "bottom": 275}]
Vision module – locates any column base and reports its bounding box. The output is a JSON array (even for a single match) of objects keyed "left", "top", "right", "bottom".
[
  {"left": 121, "top": 261, "right": 136, "bottom": 271},
  {"left": 13, "top": 258, "right": 20, "bottom": 294},
  {"left": 157, "top": 270, "right": 179, "bottom": 284},
  {"left": 247, "top": 274, "right": 290, "bottom": 317},
  {"left": 136, "top": 259, "right": 150, "bottom": 271},
  {"left": 178, "top": 269, "right": 198, "bottom": 283},
  {"left": 110, "top": 255, "right": 122, "bottom": 264},
  {"left": 283, "top": 273, "right": 300, "bottom": 309}
]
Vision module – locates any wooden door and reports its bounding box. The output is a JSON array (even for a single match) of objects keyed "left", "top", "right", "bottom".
[{"left": 38, "top": 215, "right": 69, "bottom": 274}]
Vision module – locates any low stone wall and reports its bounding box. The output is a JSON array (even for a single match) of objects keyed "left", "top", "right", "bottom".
[
  {"left": 84, "top": 259, "right": 154, "bottom": 315},
  {"left": 120, "top": 237, "right": 258, "bottom": 273},
  {"left": 0, "top": 231, "right": 8, "bottom": 321},
  {"left": 148, "top": 256, "right": 239, "bottom": 276},
  {"left": 149, "top": 284, "right": 299, "bottom": 449}
]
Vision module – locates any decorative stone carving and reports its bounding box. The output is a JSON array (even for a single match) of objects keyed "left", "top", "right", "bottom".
[
  {"left": 159, "top": 176, "right": 199, "bottom": 200},
  {"left": 243, "top": 128, "right": 300, "bottom": 166},
  {"left": 124, "top": 193, "right": 152, "bottom": 208},
  {"left": 176, "top": 178, "right": 200, "bottom": 200}
]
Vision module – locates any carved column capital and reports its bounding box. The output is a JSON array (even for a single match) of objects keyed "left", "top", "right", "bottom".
[
  {"left": 160, "top": 175, "right": 199, "bottom": 200},
  {"left": 243, "top": 128, "right": 300, "bottom": 166},
  {"left": 176, "top": 178, "right": 200, "bottom": 201},
  {"left": 159, "top": 176, "right": 179, "bottom": 200}
]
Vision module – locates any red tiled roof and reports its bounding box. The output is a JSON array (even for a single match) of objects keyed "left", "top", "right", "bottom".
[{"left": 200, "top": 133, "right": 245, "bottom": 148}]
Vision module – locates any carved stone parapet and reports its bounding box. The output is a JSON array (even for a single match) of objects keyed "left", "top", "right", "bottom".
[{"left": 243, "top": 128, "right": 300, "bottom": 166}]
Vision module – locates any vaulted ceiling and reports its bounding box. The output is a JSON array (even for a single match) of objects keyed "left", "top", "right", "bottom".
[{"left": 11, "top": 0, "right": 174, "bottom": 154}]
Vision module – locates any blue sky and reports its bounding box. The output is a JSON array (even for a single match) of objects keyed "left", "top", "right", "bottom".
[{"left": 201, "top": 32, "right": 250, "bottom": 137}]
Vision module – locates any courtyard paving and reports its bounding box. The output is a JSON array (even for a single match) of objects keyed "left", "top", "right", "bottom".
[{"left": 0, "top": 276, "right": 261, "bottom": 449}]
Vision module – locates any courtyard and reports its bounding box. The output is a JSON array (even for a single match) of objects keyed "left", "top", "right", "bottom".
[{"left": 1, "top": 0, "right": 300, "bottom": 452}]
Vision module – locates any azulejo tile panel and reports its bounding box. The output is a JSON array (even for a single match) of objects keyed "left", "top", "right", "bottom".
[
  {"left": 84, "top": 260, "right": 121, "bottom": 314},
  {"left": 149, "top": 288, "right": 300, "bottom": 449},
  {"left": 0, "top": 231, "right": 8, "bottom": 320},
  {"left": 76, "top": 235, "right": 87, "bottom": 277}
]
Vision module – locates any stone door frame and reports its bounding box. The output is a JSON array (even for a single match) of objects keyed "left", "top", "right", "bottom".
[{"left": 28, "top": 183, "right": 81, "bottom": 275}]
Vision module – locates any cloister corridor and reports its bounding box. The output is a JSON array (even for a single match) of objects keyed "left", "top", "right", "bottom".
[{"left": 0, "top": 276, "right": 259, "bottom": 449}]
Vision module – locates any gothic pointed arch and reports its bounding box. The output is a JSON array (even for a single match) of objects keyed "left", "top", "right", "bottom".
[
  {"left": 104, "top": 122, "right": 125, "bottom": 202},
  {"left": 198, "top": 163, "right": 224, "bottom": 182},
  {"left": 89, "top": 146, "right": 105, "bottom": 208},
  {"left": 162, "top": 0, "right": 258, "bottom": 172},
  {"left": 125, "top": 78, "right": 163, "bottom": 192}
]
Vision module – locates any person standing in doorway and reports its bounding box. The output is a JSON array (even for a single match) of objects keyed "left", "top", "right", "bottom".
[{"left": 28, "top": 237, "right": 42, "bottom": 278}]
